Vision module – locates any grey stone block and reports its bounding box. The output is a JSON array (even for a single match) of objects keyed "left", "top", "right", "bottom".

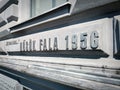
[{"left": 0, "top": 29, "right": 10, "bottom": 38}]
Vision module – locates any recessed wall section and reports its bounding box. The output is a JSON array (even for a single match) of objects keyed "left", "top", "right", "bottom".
[
  {"left": 6, "top": 4, "right": 18, "bottom": 22},
  {"left": 0, "top": 17, "right": 7, "bottom": 27}
]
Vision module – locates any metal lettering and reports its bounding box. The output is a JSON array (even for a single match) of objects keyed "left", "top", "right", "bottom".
[
  {"left": 20, "top": 42, "right": 22, "bottom": 51},
  {"left": 26, "top": 41, "right": 29, "bottom": 51},
  {"left": 65, "top": 35, "right": 69, "bottom": 50},
  {"left": 33, "top": 40, "right": 36, "bottom": 51},
  {"left": 90, "top": 31, "right": 99, "bottom": 49},
  {"left": 23, "top": 40, "right": 25, "bottom": 51},
  {"left": 53, "top": 37, "right": 58, "bottom": 50},
  {"left": 72, "top": 35, "right": 77, "bottom": 50},
  {"left": 80, "top": 33, "right": 87, "bottom": 49},
  {"left": 49, "top": 38, "right": 52, "bottom": 51},
  {"left": 39, "top": 39, "right": 43, "bottom": 51},
  {"left": 43, "top": 39, "right": 47, "bottom": 51},
  {"left": 29, "top": 39, "right": 32, "bottom": 51}
]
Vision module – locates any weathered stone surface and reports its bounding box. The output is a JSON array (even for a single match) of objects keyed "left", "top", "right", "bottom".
[{"left": 0, "top": 73, "right": 22, "bottom": 90}]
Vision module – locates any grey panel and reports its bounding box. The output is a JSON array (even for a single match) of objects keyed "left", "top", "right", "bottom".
[
  {"left": 0, "top": 29, "right": 10, "bottom": 38},
  {"left": 70, "top": 0, "right": 119, "bottom": 14}
]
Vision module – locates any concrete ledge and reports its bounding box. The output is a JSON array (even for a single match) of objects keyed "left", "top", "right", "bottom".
[
  {"left": 70, "top": 0, "right": 119, "bottom": 14},
  {"left": 0, "top": 56, "right": 120, "bottom": 90},
  {"left": 10, "top": 3, "right": 70, "bottom": 32}
]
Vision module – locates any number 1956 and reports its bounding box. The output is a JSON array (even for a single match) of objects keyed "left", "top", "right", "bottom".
[{"left": 65, "top": 31, "right": 99, "bottom": 50}]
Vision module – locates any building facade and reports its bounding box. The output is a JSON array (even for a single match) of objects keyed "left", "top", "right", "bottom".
[{"left": 0, "top": 0, "right": 120, "bottom": 90}]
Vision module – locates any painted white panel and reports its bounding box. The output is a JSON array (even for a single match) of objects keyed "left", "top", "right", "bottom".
[{"left": 18, "top": 0, "right": 31, "bottom": 22}]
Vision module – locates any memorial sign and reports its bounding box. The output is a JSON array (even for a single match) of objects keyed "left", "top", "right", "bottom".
[{"left": 0, "top": 18, "right": 113, "bottom": 58}]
